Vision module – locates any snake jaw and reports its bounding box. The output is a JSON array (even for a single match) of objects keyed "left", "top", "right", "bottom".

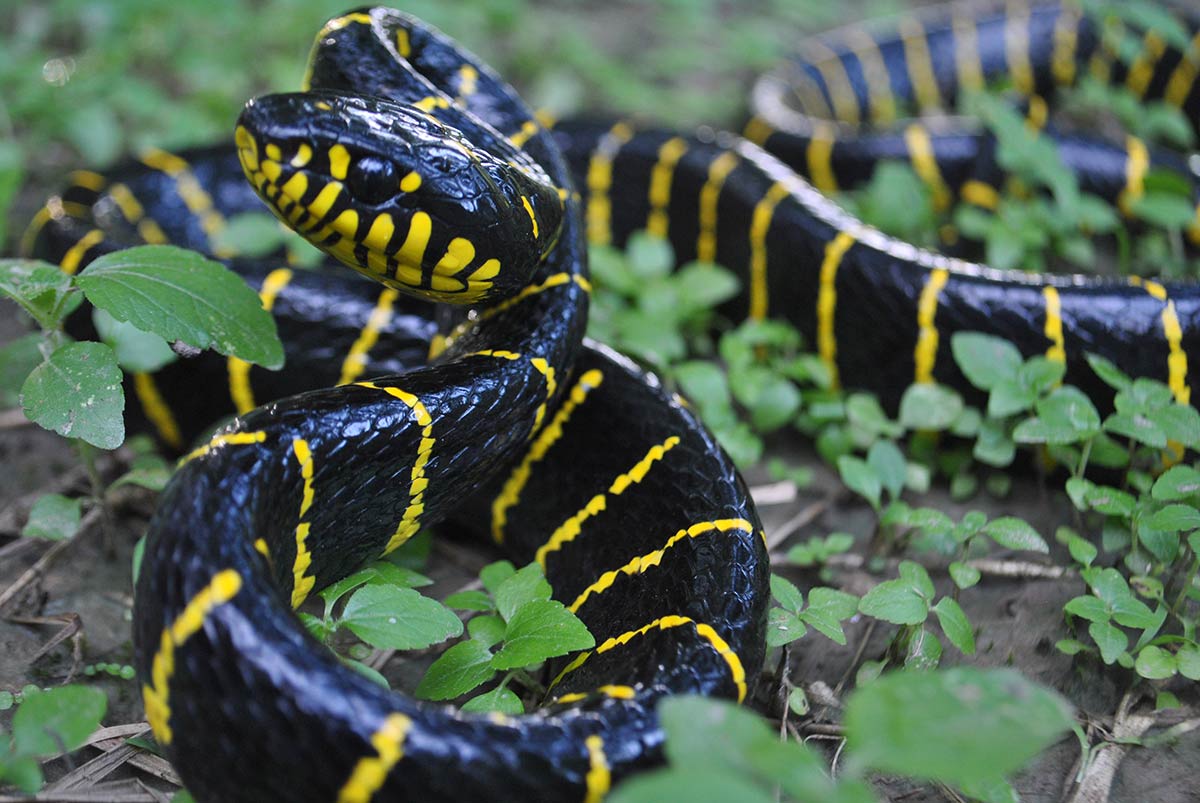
[{"left": 236, "top": 92, "right": 564, "bottom": 305}]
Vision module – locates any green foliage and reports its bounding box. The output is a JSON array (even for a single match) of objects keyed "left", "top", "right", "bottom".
[
  {"left": 0, "top": 686, "right": 107, "bottom": 794},
  {"left": 1, "top": 249, "right": 283, "bottom": 450},
  {"left": 417, "top": 561, "right": 593, "bottom": 708},
  {"left": 21, "top": 493, "right": 81, "bottom": 540}
]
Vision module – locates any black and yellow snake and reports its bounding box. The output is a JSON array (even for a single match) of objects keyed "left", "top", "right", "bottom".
[{"left": 18, "top": 2, "right": 1200, "bottom": 801}]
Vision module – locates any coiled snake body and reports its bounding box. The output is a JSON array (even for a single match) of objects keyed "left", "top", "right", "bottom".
[{"left": 18, "top": 2, "right": 1200, "bottom": 801}]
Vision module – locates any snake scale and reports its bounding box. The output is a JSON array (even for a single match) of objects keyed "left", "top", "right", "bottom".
[{"left": 16, "top": 1, "right": 1200, "bottom": 801}]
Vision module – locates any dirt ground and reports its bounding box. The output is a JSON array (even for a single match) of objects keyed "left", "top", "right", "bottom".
[{"left": 2, "top": 294, "right": 1198, "bottom": 801}]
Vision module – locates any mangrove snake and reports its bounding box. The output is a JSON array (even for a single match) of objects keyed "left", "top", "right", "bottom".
[{"left": 14, "top": 1, "right": 1200, "bottom": 800}]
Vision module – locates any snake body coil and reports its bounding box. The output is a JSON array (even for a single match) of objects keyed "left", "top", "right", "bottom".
[{"left": 17, "top": 2, "right": 1200, "bottom": 801}]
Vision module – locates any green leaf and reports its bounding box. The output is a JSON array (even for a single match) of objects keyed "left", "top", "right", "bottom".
[
  {"left": 0, "top": 259, "right": 81, "bottom": 329},
  {"left": 76, "top": 245, "right": 283, "bottom": 369},
  {"left": 767, "top": 607, "right": 807, "bottom": 647},
  {"left": 988, "top": 378, "right": 1037, "bottom": 417},
  {"left": 769, "top": 574, "right": 804, "bottom": 613},
  {"left": 467, "top": 614, "right": 507, "bottom": 649},
  {"left": 1056, "top": 639, "right": 1090, "bottom": 655},
  {"left": 673, "top": 261, "right": 740, "bottom": 311},
  {"left": 1134, "top": 645, "right": 1177, "bottom": 680},
  {"left": 1104, "top": 411, "right": 1167, "bottom": 449},
  {"left": 0, "top": 334, "right": 44, "bottom": 408},
  {"left": 1153, "top": 404, "right": 1200, "bottom": 448},
  {"left": 974, "top": 418, "right": 1016, "bottom": 467},
  {"left": 859, "top": 579, "right": 929, "bottom": 626},
  {"left": 0, "top": 755, "right": 43, "bottom": 794},
  {"left": 318, "top": 563, "right": 432, "bottom": 614},
  {"left": 933, "top": 597, "right": 975, "bottom": 655},
  {"left": 745, "top": 373, "right": 801, "bottom": 432},
  {"left": 92, "top": 308, "right": 176, "bottom": 373},
  {"left": 490, "top": 599, "right": 593, "bottom": 670},
  {"left": 1152, "top": 465, "right": 1200, "bottom": 501},
  {"left": 493, "top": 563, "right": 552, "bottom": 622},
  {"left": 22, "top": 494, "right": 82, "bottom": 541},
  {"left": 1086, "top": 353, "right": 1131, "bottom": 392},
  {"left": 479, "top": 560, "right": 516, "bottom": 595},
  {"left": 902, "top": 625, "right": 943, "bottom": 670},
  {"left": 800, "top": 587, "right": 859, "bottom": 646},
  {"left": 950, "top": 333, "right": 1021, "bottom": 391},
  {"left": 416, "top": 639, "right": 495, "bottom": 700},
  {"left": 22, "top": 341, "right": 124, "bottom": 449},
  {"left": 844, "top": 667, "right": 1073, "bottom": 787},
  {"left": 1089, "top": 620, "right": 1128, "bottom": 664},
  {"left": 899, "top": 383, "right": 963, "bottom": 430},
  {"left": 444, "top": 590, "right": 494, "bottom": 612},
  {"left": 12, "top": 685, "right": 107, "bottom": 757},
  {"left": 340, "top": 586, "right": 462, "bottom": 650},
  {"left": 867, "top": 440, "right": 907, "bottom": 501},
  {"left": 210, "top": 212, "right": 291, "bottom": 258},
  {"left": 837, "top": 455, "right": 881, "bottom": 510},
  {"left": 1064, "top": 596, "right": 1110, "bottom": 623},
  {"left": 674, "top": 361, "right": 730, "bottom": 408},
  {"left": 1131, "top": 192, "right": 1197, "bottom": 228},
  {"left": 625, "top": 231, "right": 674, "bottom": 279},
  {"left": 982, "top": 517, "right": 1049, "bottom": 553},
  {"left": 949, "top": 562, "right": 981, "bottom": 589},
  {"left": 1145, "top": 504, "right": 1200, "bottom": 532},
  {"left": 460, "top": 686, "right": 524, "bottom": 715},
  {"left": 1177, "top": 643, "right": 1200, "bottom": 680},
  {"left": 342, "top": 658, "right": 389, "bottom": 688},
  {"left": 608, "top": 767, "right": 776, "bottom": 803}
]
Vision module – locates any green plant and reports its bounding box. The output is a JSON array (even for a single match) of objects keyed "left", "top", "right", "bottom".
[{"left": 0, "top": 685, "right": 107, "bottom": 794}]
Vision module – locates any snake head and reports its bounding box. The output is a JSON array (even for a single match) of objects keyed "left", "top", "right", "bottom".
[{"left": 236, "top": 91, "right": 564, "bottom": 305}]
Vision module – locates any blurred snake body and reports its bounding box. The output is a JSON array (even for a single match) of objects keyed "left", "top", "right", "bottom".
[{"left": 18, "top": 2, "right": 1200, "bottom": 801}]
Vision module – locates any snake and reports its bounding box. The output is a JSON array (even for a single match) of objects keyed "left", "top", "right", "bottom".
[{"left": 14, "top": 2, "right": 1200, "bottom": 801}]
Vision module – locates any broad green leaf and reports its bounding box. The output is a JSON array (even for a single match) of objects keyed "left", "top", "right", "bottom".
[
  {"left": 1154, "top": 404, "right": 1200, "bottom": 448},
  {"left": 92, "top": 308, "right": 176, "bottom": 373},
  {"left": 1104, "top": 411, "right": 1166, "bottom": 449},
  {"left": 948, "top": 562, "right": 981, "bottom": 589},
  {"left": 416, "top": 639, "right": 495, "bottom": 700},
  {"left": 318, "top": 563, "right": 432, "bottom": 614},
  {"left": 673, "top": 261, "right": 740, "bottom": 311},
  {"left": 899, "top": 383, "right": 963, "bottom": 430},
  {"left": 899, "top": 560, "right": 935, "bottom": 599},
  {"left": 460, "top": 686, "right": 524, "bottom": 715},
  {"left": 982, "top": 517, "right": 1048, "bottom": 553},
  {"left": 867, "top": 440, "right": 907, "bottom": 501},
  {"left": 1064, "top": 596, "right": 1110, "bottom": 623},
  {"left": 0, "top": 259, "right": 81, "bottom": 329},
  {"left": 1177, "top": 643, "right": 1200, "bottom": 680},
  {"left": 1088, "top": 620, "right": 1127, "bottom": 664},
  {"left": 767, "top": 607, "right": 807, "bottom": 647},
  {"left": 493, "top": 563, "right": 552, "bottom": 622},
  {"left": 837, "top": 455, "right": 881, "bottom": 510},
  {"left": 21, "top": 494, "right": 82, "bottom": 541},
  {"left": 1145, "top": 504, "right": 1200, "bottom": 532},
  {"left": 902, "top": 625, "right": 943, "bottom": 670},
  {"left": 480, "top": 560, "right": 517, "bottom": 595},
  {"left": 674, "top": 361, "right": 730, "bottom": 408},
  {"left": 933, "top": 597, "right": 975, "bottom": 655},
  {"left": 1085, "top": 352, "right": 1130, "bottom": 391},
  {"left": 800, "top": 587, "right": 858, "bottom": 646},
  {"left": 22, "top": 341, "right": 124, "bottom": 449},
  {"left": 625, "top": 231, "right": 674, "bottom": 279},
  {"left": 1152, "top": 465, "right": 1200, "bottom": 501},
  {"left": 974, "top": 418, "right": 1016, "bottom": 467},
  {"left": 950, "top": 333, "right": 1021, "bottom": 391},
  {"left": 467, "top": 614, "right": 507, "bottom": 649},
  {"left": 608, "top": 767, "right": 776, "bottom": 803},
  {"left": 444, "top": 590, "right": 494, "bottom": 612},
  {"left": 210, "top": 212, "right": 291, "bottom": 257},
  {"left": 844, "top": 667, "right": 1073, "bottom": 787},
  {"left": 859, "top": 579, "right": 929, "bottom": 626},
  {"left": 12, "top": 685, "right": 107, "bottom": 757},
  {"left": 340, "top": 585, "right": 462, "bottom": 650},
  {"left": 490, "top": 599, "right": 593, "bottom": 670},
  {"left": 0, "top": 334, "right": 43, "bottom": 408},
  {"left": 1056, "top": 639, "right": 1090, "bottom": 655},
  {"left": 76, "top": 245, "right": 283, "bottom": 368},
  {"left": 769, "top": 574, "right": 804, "bottom": 613},
  {"left": 0, "top": 755, "right": 42, "bottom": 794},
  {"left": 1134, "top": 645, "right": 1176, "bottom": 680},
  {"left": 343, "top": 658, "right": 389, "bottom": 688}
]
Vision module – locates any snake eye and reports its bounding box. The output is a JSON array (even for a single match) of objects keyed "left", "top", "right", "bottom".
[{"left": 348, "top": 156, "right": 398, "bottom": 205}]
